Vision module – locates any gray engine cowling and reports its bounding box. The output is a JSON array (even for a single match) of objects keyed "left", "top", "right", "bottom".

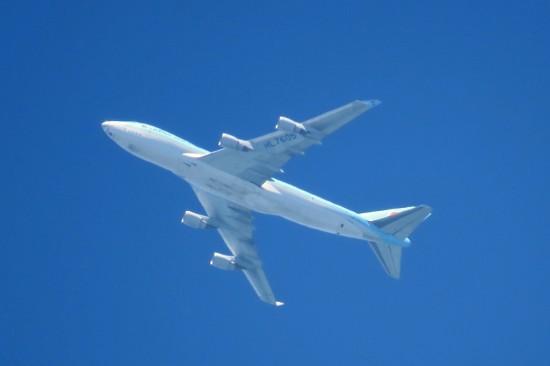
[
  {"left": 276, "top": 116, "right": 306, "bottom": 134},
  {"left": 210, "top": 252, "right": 239, "bottom": 271},
  {"left": 218, "top": 133, "right": 254, "bottom": 151},
  {"left": 181, "top": 211, "right": 210, "bottom": 229}
]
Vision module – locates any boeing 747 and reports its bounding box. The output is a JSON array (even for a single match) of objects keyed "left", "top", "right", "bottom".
[{"left": 102, "top": 100, "right": 432, "bottom": 306}]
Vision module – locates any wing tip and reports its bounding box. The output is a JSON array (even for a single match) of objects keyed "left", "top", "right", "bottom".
[{"left": 357, "top": 99, "right": 382, "bottom": 108}]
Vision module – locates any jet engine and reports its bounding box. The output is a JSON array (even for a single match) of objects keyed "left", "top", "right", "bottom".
[
  {"left": 276, "top": 117, "right": 306, "bottom": 134},
  {"left": 218, "top": 133, "right": 254, "bottom": 151},
  {"left": 210, "top": 252, "right": 239, "bottom": 271},
  {"left": 181, "top": 211, "right": 210, "bottom": 229}
]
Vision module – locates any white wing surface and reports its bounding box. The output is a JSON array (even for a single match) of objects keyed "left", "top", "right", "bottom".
[
  {"left": 200, "top": 100, "right": 380, "bottom": 186},
  {"left": 192, "top": 187, "right": 283, "bottom": 306}
]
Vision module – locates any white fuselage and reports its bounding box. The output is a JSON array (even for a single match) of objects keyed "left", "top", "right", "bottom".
[{"left": 102, "top": 121, "right": 401, "bottom": 245}]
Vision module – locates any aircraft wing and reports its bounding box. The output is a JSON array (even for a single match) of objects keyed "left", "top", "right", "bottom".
[
  {"left": 191, "top": 186, "right": 283, "bottom": 306},
  {"left": 199, "top": 100, "right": 380, "bottom": 186}
]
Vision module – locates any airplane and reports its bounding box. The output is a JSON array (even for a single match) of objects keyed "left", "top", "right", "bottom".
[{"left": 102, "top": 100, "right": 432, "bottom": 306}]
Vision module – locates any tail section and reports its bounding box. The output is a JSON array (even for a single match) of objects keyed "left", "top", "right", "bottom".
[
  {"left": 362, "top": 205, "right": 433, "bottom": 240},
  {"left": 360, "top": 205, "right": 432, "bottom": 279},
  {"left": 368, "top": 242, "right": 403, "bottom": 279}
]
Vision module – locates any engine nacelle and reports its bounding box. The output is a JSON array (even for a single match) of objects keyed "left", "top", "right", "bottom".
[
  {"left": 276, "top": 116, "right": 306, "bottom": 134},
  {"left": 210, "top": 252, "right": 239, "bottom": 271},
  {"left": 181, "top": 211, "right": 210, "bottom": 229},
  {"left": 218, "top": 133, "right": 254, "bottom": 151}
]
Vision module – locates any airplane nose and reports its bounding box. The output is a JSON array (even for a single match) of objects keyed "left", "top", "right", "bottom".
[{"left": 102, "top": 121, "right": 117, "bottom": 138}]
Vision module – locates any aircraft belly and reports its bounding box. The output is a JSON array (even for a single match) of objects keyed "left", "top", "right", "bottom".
[
  {"left": 178, "top": 160, "right": 365, "bottom": 239},
  {"left": 124, "top": 138, "right": 188, "bottom": 173},
  {"left": 288, "top": 211, "right": 363, "bottom": 238},
  {"left": 179, "top": 160, "right": 280, "bottom": 214},
  {"left": 269, "top": 194, "right": 364, "bottom": 238}
]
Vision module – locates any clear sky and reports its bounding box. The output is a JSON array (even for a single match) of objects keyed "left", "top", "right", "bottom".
[{"left": 1, "top": 1, "right": 548, "bottom": 365}]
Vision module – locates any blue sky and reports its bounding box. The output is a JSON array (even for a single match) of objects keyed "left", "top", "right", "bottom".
[{"left": 1, "top": 1, "right": 548, "bottom": 365}]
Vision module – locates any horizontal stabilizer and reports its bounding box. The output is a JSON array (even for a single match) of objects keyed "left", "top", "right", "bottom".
[{"left": 362, "top": 205, "right": 432, "bottom": 240}]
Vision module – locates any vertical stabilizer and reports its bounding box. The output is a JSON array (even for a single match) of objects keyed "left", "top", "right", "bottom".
[{"left": 368, "top": 242, "right": 402, "bottom": 278}]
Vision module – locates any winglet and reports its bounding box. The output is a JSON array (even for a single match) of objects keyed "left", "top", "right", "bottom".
[{"left": 275, "top": 301, "right": 285, "bottom": 307}]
